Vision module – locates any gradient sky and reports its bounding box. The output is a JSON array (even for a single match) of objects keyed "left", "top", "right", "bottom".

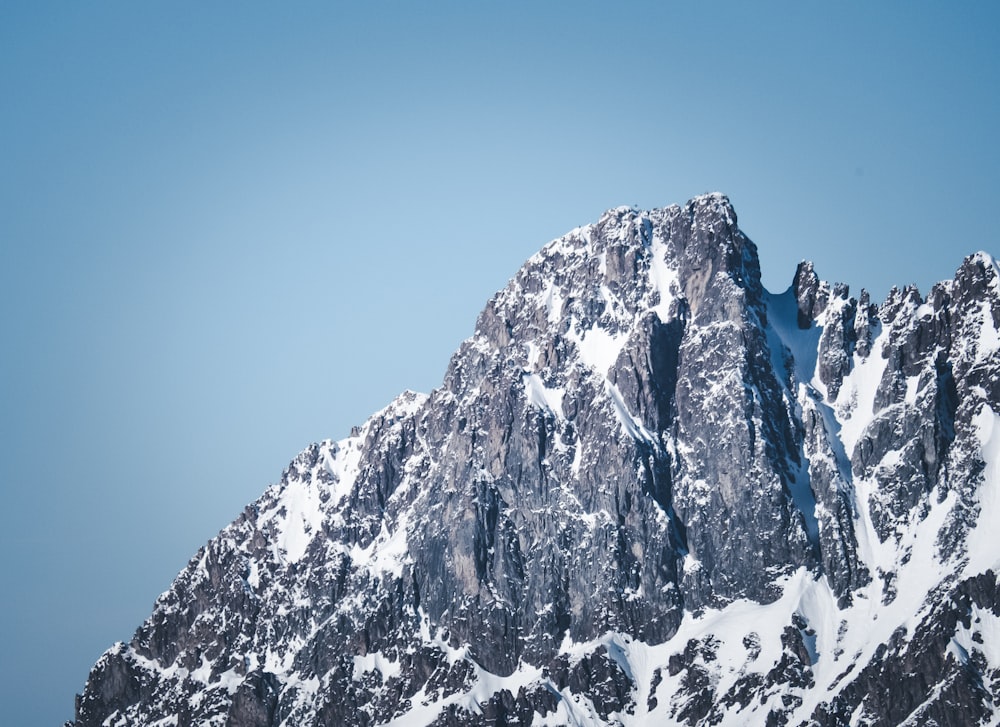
[{"left": 2, "top": 3, "right": 998, "bottom": 724}]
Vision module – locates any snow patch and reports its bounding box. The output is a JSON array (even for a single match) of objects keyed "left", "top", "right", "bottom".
[
  {"left": 606, "top": 381, "right": 656, "bottom": 445},
  {"left": 353, "top": 652, "right": 402, "bottom": 681},
  {"left": 835, "top": 324, "right": 891, "bottom": 454},
  {"left": 764, "top": 287, "right": 821, "bottom": 390},
  {"left": 272, "top": 475, "right": 323, "bottom": 563},
  {"left": 648, "top": 236, "right": 678, "bottom": 321},
  {"left": 350, "top": 510, "right": 411, "bottom": 579},
  {"left": 964, "top": 404, "right": 1000, "bottom": 576},
  {"left": 976, "top": 299, "right": 1000, "bottom": 364},
  {"left": 573, "top": 326, "right": 626, "bottom": 376},
  {"left": 323, "top": 439, "right": 363, "bottom": 507},
  {"left": 543, "top": 282, "right": 564, "bottom": 326},
  {"left": 523, "top": 371, "right": 565, "bottom": 417}
]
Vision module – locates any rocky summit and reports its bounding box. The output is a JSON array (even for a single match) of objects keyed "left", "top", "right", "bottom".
[{"left": 70, "top": 195, "right": 1000, "bottom": 726}]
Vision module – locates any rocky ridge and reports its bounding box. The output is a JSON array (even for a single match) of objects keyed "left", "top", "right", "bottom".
[{"left": 71, "top": 194, "right": 1000, "bottom": 726}]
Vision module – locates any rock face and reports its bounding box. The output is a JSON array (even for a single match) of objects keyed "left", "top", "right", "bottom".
[{"left": 70, "top": 195, "right": 1000, "bottom": 726}]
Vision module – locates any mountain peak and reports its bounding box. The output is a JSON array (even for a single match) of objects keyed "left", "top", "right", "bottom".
[
  {"left": 684, "top": 190, "right": 736, "bottom": 218},
  {"left": 70, "top": 197, "right": 1000, "bottom": 727}
]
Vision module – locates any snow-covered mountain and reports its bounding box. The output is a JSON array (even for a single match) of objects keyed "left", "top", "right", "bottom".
[{"left": 70, "top": 194, "right": 1000, "bottom": 726}]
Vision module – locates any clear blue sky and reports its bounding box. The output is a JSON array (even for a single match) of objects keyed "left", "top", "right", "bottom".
[{"left": 2, "top": 2, "right": 997, "bottom": 724}]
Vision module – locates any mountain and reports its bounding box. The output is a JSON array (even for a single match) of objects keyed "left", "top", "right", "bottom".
[{"left": 70, "top": 194, "right": 1000, "bottom": 726}]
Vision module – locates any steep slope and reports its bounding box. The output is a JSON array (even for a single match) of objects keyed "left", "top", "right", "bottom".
[{"left": 71, "top": 195, "right": 1000, "bottom": 726}]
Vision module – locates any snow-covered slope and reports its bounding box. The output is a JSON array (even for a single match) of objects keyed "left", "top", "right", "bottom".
[{"left": 71, "top": 195, "right": 1000, "bottom": 726}]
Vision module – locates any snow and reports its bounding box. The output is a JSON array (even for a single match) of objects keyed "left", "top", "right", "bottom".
[
  {"left": 256, "top": 440, "right": 356, "bottom": 564},
  {"left": 323, "top": 438, "right": 363, "bottom": 507},
  {"left": 834, "top": 324, "right": 890, "bottom": 454},
  {"left": 263, "top": 638, "right": 301, "bottom": 675},
  {"left": 530, "top": 570, "right": 852, "bottom": 726},
  {"left": 763, "top": 287, "right": 820, "bottom": 390},
  {"left": 525, "top": 340, "right": 539, "bottom": 369},
  {"left": 271, "top": 474, "right": 323, "bottom": 563},
  {"left": 762, "top": 281, "right": 889, "bottom": 468},
  {"left": 572, "top": 325, "right": 626, "bottom": 376},
  {"left": 971, "top": 250, "right": 1000, "bottom": 280},
  {"left": 763, "top": 284, "right": 892, "bottom": 463},
  {"left": 534, "top": 691, "right": 608, "bottom": 726},
  {"left": 543, "top": 281, "right": 564, "bottom": 325},
  {"left": 147, "top": 718, "right": 179, "bottom": 727},
  {"left": 682, "top": 552, "right": 702, "bottom": 574},
  {"left": 459, "top": 662, "right": 545, "bottom": 715},
  {"left": 976, "top": 299, "right": 1000, "bottom": 363},
  {"left": 973, "top": 603, "right": 1000, "bottom": 668},
  {"left": 606, "top": 381, "right": 656, "bottom": 445},
  {"left": 518, "top": 211, "right": 687, "bottom": 387},
  {"left": 190, "top": 653, "right": 213, "bottom": 683},
  {"left": 760, "top": 271, "right": 1000, "bottom": 719},
  {"left": 648, "top": 235, "right": 678, "bottom": 321},
  {"left": 353, "top": 651, "right": 402, "bottom": 681},
  {"left": 787, "top": 462, "right": 820, "bottom": 545},
  {"left": 102, "top": 212, "right": 1000, "bottom": 726},
  {"left": 246, "top": 558, "right": 260, "bottom": 589},
  {"left": 762, "top": 289, "right": 829, "bottom": 543},
  {"left": 215, "top": 667, "right": 244, "bottom": 695},
  {"left": 570, "top": 436, "right": 584, "bottom": 478},
  {"left": 964, "top": 404, "right": 1000, "bottom": 576},
  {"left": 382, "top": 612, "right": 547, "bottom": 726},
  {"left": 951, "top": 599, "right": 1000, "bottom": 671},
  {"left": 523, "top": 371, "right": 565, "bottom": 417},
  {"left": 349, "top": 510, "right": 411, "bottom": 579},
  {"left": 253, "top": 391, "right": 427, "bottom": 566},
  {"left": 383, "top": 389, "right": 429, "bottom": 419}
]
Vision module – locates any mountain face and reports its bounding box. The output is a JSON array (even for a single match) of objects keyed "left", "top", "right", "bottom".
[{"left": 71, "top": 195, "right": 1000, "bottom": 727}]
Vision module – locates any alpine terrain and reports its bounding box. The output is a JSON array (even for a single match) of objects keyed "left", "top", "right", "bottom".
[{"left": 70, "top": 194, "right": 1000, "bottom": 726}]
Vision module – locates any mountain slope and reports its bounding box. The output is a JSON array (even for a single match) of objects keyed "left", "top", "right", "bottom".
[{"left": 71, "top": 195, "right": 1000, "bottom": 726}]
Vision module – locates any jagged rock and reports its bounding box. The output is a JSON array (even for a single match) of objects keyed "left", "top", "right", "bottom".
[{"left": 70, "top": 196, "right": 1000, "bottom": 727}]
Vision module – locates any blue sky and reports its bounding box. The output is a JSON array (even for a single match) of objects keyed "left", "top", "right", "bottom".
[{"left": 2, "top": 2, "right": 998, "bottom": 724}]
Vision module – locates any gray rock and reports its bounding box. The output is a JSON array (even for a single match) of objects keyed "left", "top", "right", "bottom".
[{"left": 69, "top": 197, "right": 1000, "bottom": 727}]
